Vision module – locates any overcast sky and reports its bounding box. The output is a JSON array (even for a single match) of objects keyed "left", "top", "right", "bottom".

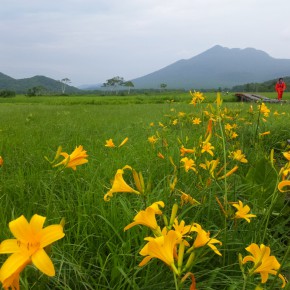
[{"left": 1, "top": 0, "right": 290, "bottom": 87}]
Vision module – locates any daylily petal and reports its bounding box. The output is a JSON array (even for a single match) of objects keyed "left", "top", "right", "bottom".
[
  {"left": 139, "top": 256, "right": 153, "bottom": 267},
  {"left": 259, "top": 271, "right": 269, "bottom": 284},
  {"left": 242, "top": 256, "right": 255, "bottom": 264},
  {"left": 278, "top": 180, "right": 290, "bottom": 192},
  {"left": 245, "top": 243, "right": 262, "bottom": 258},
  {"left": 66, "top": 158, "right": 88, "bottom": 169},
  {"left": 0, "top": 239, "right": 20, "bottom": 254},
  {"left": 0, "top": 253, "right": 30, "bottom": 282},
  {"left": 208, "top": 243, "right": 222, "bottom": 256},
  {"left": 32, "top": 248, "right": 55, "bottom": 276},
  {"left": 30, "top": 214, "right": 46, "bottom": 234},
  {"left": 124, "top": 222, "right": 139, "bottom": 231},
  {"left": 9, "top": 216, "right": 30, "bottom": 241},
  {"left": 40, "top": 225, "right": 65, "bottom": 248}
]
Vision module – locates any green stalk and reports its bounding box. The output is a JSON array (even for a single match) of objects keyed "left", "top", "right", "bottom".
[
  {"left": 242, "top": 275, "right": 248, "bottom": 290},
  {"left": 217, "top": 113, "right": 228, "bottom": 266},
  {"left": 254, "top": 102, "right": 262, "bottom": 145},
  {"left": 261, "top": 179, "right": 279, "bottom": 243},
  {"left": 173, "top": 271, "right": 180, "bottom": 290}
]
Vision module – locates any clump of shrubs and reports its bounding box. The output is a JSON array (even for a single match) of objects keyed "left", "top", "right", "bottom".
[{"left": 0, "top": 90, "right": 16, "bottom": 98}]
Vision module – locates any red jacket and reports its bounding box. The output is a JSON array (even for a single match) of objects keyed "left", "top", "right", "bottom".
[{"left": 275, "top": 81, "right": 286, "bottom": 92}]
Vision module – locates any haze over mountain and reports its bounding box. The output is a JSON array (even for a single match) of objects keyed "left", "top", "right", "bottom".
[
  {"left": 0, "top": 73, "right": 81, "bottom": 94},
  {"left": 131, "top": 45, "right": 290, "bottom": 89}
]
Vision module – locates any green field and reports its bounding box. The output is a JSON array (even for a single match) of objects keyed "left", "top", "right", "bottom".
[{"left": 0, "top": 92, "right": 289, "bottom": 289}]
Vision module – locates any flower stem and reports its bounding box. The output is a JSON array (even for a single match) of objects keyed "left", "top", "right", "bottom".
[
  {"left": 173, "top": 271, "right": 180, "bottom": 290},
  {"left": 217, "top": 114, "right": 228, "bottom": 266},
  {"left": 254, "top": 103, "right": 262, "bottom": 144},
  {"left": 242, "top": 275, "right": 248, "bottom": 290}
]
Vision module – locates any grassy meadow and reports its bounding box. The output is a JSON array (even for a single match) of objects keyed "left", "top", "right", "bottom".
[{"left": 0, "top": 91, "right": 289, "bottom": 289}]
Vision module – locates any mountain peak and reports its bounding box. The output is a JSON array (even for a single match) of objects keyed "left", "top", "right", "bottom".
[
  {"left": 198, "top": 45, "right": 270, "bottom": 58},
  {"left": 132, "top": 45, "right": 290, "bottom": 89}
]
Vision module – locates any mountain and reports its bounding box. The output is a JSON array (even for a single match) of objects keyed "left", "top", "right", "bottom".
[
  {"left": 0, "top": 73, "right": 81, "bottom": 94},
  {"left": 131, "top": 45, "right": 290, "bottom": 89}
]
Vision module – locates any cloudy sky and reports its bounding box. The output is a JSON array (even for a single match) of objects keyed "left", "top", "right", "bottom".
[{"left": 1, "top": 0, "right": 290, "bottom": 87}]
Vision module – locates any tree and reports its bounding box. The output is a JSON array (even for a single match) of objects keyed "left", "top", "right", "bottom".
[
  {"left": 122, "top": 81, "right": 134, "bottom": 94},
  {"left": 103, "top": 76, "right": 124, "bottom": 95},
  {"left": 26, "top": 86, "right": 46, "bottom": 97},
  {"left": 0, "top": 90, "right": 16, "bottom": 98},
  {"left": 60, "top": 78, "right": 71, "bottom": 94},
  {"left": 160, "top": 83, "right": 167, "bottom": 91}
]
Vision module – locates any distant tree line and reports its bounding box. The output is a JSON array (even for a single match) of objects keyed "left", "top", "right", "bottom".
[
  {"left": 232, "top": 82, "right": 276, "bottom": 92},
  {"left": 0, "top": 89, "right": 16, "bottom": 98},
  {"left": 102, "top": 76, "right": 134, "bottom": 95},
  {"left": 25, "top": 78, "right": 72, "bottom": 96},
  {"left": 232, "top": 77, "right": 290, "bottom": 92}
]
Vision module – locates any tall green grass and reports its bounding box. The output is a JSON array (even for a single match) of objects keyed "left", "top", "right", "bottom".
[{"left": 0, "top": 94, "right": 289, "bottom": 289}]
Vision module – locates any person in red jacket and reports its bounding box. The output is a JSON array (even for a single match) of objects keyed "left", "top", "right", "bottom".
[{"left": 275, "top": 78, "right": 286, "bottom": 100}]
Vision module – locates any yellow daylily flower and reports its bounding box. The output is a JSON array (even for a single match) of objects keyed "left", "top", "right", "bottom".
[
  {"left": 199, "top": 159, "right": 219, "bottom": 178},
  {"left": 179, "top": 190, "right": 200, "bottom": 207},
  {"left": 53, "top": 145, "right": 88, "bottom": 170},
  {"left": 231, "top": 200, "right": 256, "bottom": 223},
  {"left": 0, "top": 214, "right": 65, "bottom": 287},
  {"left": 242, "top": 243, "right": 286, "bottom": 288},
  {"left": 172, "top": 119, "right": 178, "bottom": 125},
  {"left": 139, "top": 229, "right": 181, "bottom": 274},
  {"left": 225, "top": 123, "right": 233, "bottom": 131},
  {"left": 104, "top": 165, "right": 140, "bottom": 201},
  {"left": 124, "top": 201, "right": 164, "bottom": 234},
  {"left": 172, "top": 219, "right": 196, "bottom": 243},
  {"left": 0, "top": 156, "right": 3, "bottom": 167},
  {"left": 148, "top": 135, "right": 158, "bottom": 144},
  {"left": 190, "top": 223, "right": 222, "bottom": 256},
  {"left": 258, "top": 103, "right": 270, "bottom": 117},
  {"left": 201, "top": 141, "right": 215, "bottom": 157},
  {"left": 192, "top": 117, "right": 201, "bottom": 125},
  {"left": 278, "top": 180, "right": 290, "bottom": 192},
  {"left": 189, "top": 90, "right": 205, "bottom": 104},
  {"left": 180, "top": 157, "right": 197, "bottom": 173},
  {"left": 105, "top": 138, "right": 115, "bottom": 147},
  {"left": 229, "top": 150, "right": 248, "bottom": 163},
  {"left": 228, "top": 131, "right": 238, "bottom": 139},
  {"left": 180, "top": 146, "right": 195, "bottom": 156}
]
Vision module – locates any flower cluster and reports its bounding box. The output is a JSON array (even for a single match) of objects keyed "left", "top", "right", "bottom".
[{"left": 124, "top": 202, "right": 222, "bottom": 285}]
